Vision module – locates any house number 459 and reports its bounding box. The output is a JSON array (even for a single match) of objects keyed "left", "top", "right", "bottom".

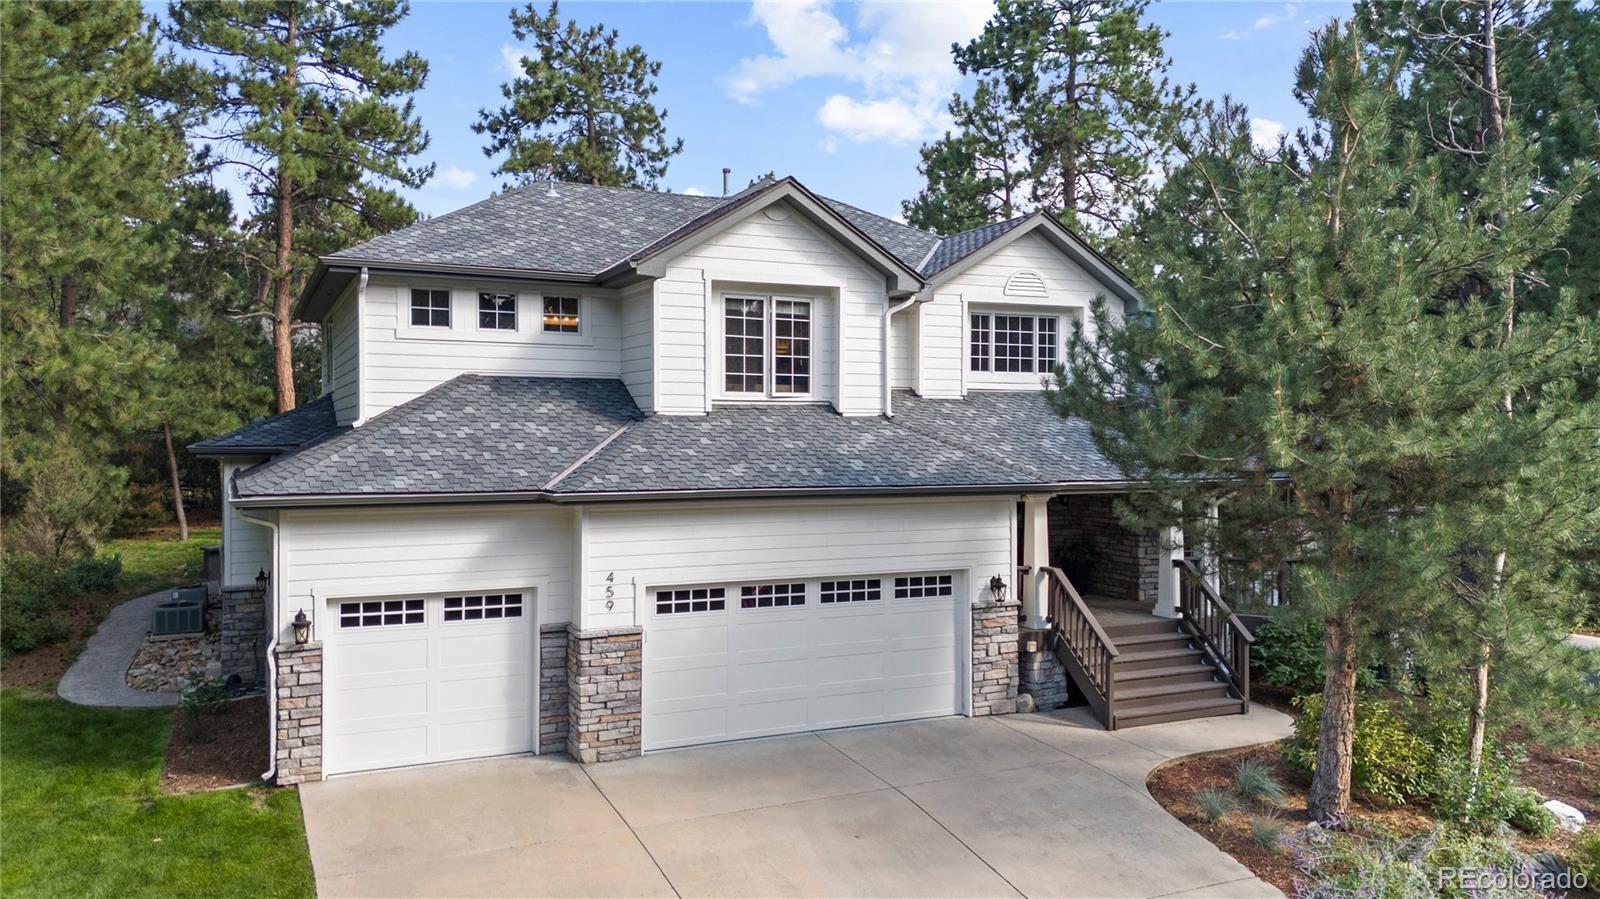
[{"left": 604, "top": 572, "right": 615, "bottom": 610}]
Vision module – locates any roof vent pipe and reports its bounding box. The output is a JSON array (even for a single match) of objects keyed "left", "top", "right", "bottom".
[{"left": 722, "top": 168, "right": 731, "bottom": 196}]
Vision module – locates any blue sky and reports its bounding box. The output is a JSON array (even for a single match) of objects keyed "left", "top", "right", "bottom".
[{"left": 196, "top": 0, "right": 1351, "bottom": 223}]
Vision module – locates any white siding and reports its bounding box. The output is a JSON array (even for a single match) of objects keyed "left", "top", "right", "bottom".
[
  {"left": 328, "top": 290, "right": 360, "bottom": 424},
  {"left": 890, "top": 305, "right": 916, "bottom": 390},
  {"left": 360, "top": 278, "right": 623, "bottom": 420},
  {"left": 619, "top": 281, "right": 654, "bottom": 413},
  {"left": 277, "top": 505, "right": 575, "bottom": 643},
  {"left": 652, "top": 202, "right": 888, "bottom": 415},
  {"left": 577, "top": 497, "right": 1014, "bottom": 631},
  {"left": 925, "top": 232, "right": 1123, "bottom": 394},
  {"left": 222, "top": 460, "right": 272, "bottom": 587}
]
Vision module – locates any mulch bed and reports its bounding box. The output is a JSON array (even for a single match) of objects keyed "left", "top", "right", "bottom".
[
  {"left": 1510, "top": 724, "right": 1600, "bottom": 820},
  {"left": 1149, "top": 740, "right": 1599, "bottom": 897},
  {"left": 160, "top": 695, "right": 269, "bottom": 794},
  {"left": 0, "top": 591, "right": 131, "bottom": 689}
]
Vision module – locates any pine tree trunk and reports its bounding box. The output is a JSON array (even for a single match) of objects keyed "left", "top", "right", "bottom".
[
  {"left": 1307, "top": 611, "right": 1358, "bottom": 824},
  {"left": 163, "top": 421, "right": 190, "bottom": 541},
  {"left": 59, "top": 272, "right": 78, "bottom": 326},
  {"left": 272, "top": 12, "right": 300, "bottom": 414}
]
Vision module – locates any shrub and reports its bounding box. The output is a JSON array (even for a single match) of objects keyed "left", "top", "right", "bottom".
[
  {"left": 1248, "top": 812, "right": 1286, "bottom": 848},
  {"left": 1504, "top": 789, "right": 1556, "bottom": 837},
  {"left": 1234, "top": 759, "right": 1286, "bottom": 807},
  {"left": 0, "top": 554, "right": 123, "bottom": 659},
  {"left": 1196, "top": 788, "right": 1237, "bottom": 824},
  {"left": 1571, "top": 828, "right": 1600, "bottom": 884},
  {"left": 1252, "top": 618, "right": 1379, "bottom": 695},
  {"left": 180, "top": 674, "right": 231, "bottom": 741},
  {"left": 1423, "top": 739, "right": 1540, "bottom": 834},
  {"left": 4, "top": 440, "right": 127, "bottom": 559},
  {"left": 1283, "top": 693, "right": 1431, "bottom": 805},
  {"left": 1287, "top": 825, "right": 1545, "bottom": 899}
]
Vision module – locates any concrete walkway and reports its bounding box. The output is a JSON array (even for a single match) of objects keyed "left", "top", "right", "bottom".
[
  {"left": 57, "top": 590, "right": 180, "bottom": 708},
  {"left": 302, "top": 706, "right": 1293, "bottom": 898}
]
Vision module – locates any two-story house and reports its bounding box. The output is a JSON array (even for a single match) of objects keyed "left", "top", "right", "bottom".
[{"left": 192, "top": 176, "right": 1250, "bottom": 785}]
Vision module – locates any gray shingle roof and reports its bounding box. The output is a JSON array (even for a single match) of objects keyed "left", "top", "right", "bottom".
[
  {"left": 233, "top": 376, "right": 640, "bottom": 497},
  {"left": 329, "top": 183, "right": 723, "bottom": 275},
  {"left": 188, "top": 394, "right": 342, "bottom": 456},
  {"left": 227, "top": 376, "right": 1130, "bottom": 501},
  {"left": 922, "top": 216, "right": 1031, "bottom": 276},
  {"left": 821, "top": 198, "right": 941, "bottom": 268}
]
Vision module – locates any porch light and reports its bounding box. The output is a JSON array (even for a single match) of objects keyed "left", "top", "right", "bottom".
[
  {"left": 292, "top": 609, "right": 311, "bottom": 645},
  {"left": 988, "top": 575, "right": 1008, "bottom": 604},
  {"left": 255, "top": 568, "right": 269, "bottom": 593}
]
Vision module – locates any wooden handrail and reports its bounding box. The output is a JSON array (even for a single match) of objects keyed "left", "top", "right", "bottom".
[
  {"left": 1175, "top": 559, "right": 1255, "bottom": 643},
  {"left": 1173, "top": 559, "right": 1253, "bottom": 712},
  {"left": 1039, "top": 564, "right": 1120, "bottom": 729}
]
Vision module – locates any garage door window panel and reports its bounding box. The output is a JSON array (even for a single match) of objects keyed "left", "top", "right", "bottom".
[
  {"left": 820, "top": 579, "right": 882, "bottom": 603},
  {"left": 443, "top": 593, "right": 523, "bottom": 622},
  {"left": 740, "top": 582, "right": 806, "bottom": 609},
  {"left": 893, "top": 574, "right": 954, "bottom": 599},
  {"left": 339, "top": 598, "right": 424, "bottom": 628},
  {"left": 656, "top": 587, "right": 727, "bottom": 615}
]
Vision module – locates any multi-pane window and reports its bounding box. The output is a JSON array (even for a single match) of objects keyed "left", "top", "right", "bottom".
[
  {"left": 656, "top": 587, "right": 727, "bottom": 615},
  {"left": 772, "top": 300, "right": 811, "bottom": 394},
  {"left": 970, "top": 313, "right": 1060, "bottom": 373},
  {"left": 740, "top": 583, "right": 806, "bottom": 609},
  {"left": 893, "top": 574, "right": 953, "bottom": 599},
  {"left": 410, "top": 289, "right": 451, "bottom": 327},
  {"left": 724, "top": 297, "right": 766, "bottom": 393},
  {"left": 339, "top": 598, "right": 424, "bottom": 628},
  {"left": 478, "top": 292, "right": 517, "bottom": 330},
  {"left": 443, "top": 593, "right": 524, "bottom": 622},
  {"left": 820, "top": 579, "right": 882, "bottom": 603},
  {"left": 542, "top": 296, "right": 580, "bottom": 333}
]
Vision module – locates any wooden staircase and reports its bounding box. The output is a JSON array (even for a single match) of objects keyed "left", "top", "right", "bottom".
[
  {"left": 1037, "top": 562, "right": 1253, "bottom": 730},
  {"left": 1100, "top": 616, "right": 1247, "bottom": 728}
]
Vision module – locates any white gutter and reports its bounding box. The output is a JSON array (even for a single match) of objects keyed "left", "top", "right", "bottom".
[
  {"left": 881, "top": 294, "right": 920, "bottom": 417},
  {"left": 239, "top": 507, "right": 282, "bottom": 784},
  {"left": 352, "top": 267, "right": 370, "bottom": 427}
]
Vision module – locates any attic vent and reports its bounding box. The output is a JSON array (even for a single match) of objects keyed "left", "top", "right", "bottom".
[{"left": 1004, "top": 270, "right": 1047, "bottom": 298}]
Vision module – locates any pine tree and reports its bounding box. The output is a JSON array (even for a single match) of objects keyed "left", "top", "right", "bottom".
[
  {"left": 903, "top": 80, "right": 1028, "bottom": 233},
  {"left": 475, "top": 1, "right": 683, "bottom": 187},
  {"left": 915, "top": 0, "right": 1193, "bottom": 240},
  {"left": 165, "top": 0, "right": 432, "bottom": 413},
  {"left": 1050, "top": 21, "right": 1588, "bottom": 822}
]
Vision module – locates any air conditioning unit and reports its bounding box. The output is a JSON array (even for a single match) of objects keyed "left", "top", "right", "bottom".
[{"left": 151, "top": 584, "right": 207, "bottom": 637}]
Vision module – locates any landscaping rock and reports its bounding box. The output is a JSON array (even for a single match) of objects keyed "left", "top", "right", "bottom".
[
  {"left": 126, "top": 634, "right": 220, "bottom": 693},
  {"left": 1016, "top": 693, "right": 1037, "bottom": 714},
  {"left": 1542, "top": 799, "right": 1586, "bottom": 832}
]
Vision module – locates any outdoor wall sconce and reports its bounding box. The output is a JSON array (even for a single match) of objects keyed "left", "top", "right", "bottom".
[
  {"left": 255, "top": 568, "right": 269, "bottom": 593},
  {"left": 988, "top": 575, "right": 1008, "bottom": 604},
  {"left": 292, "top": 609, "right": 311, "bottom": 645}
]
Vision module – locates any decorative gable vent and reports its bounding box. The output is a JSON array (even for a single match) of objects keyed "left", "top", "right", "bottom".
[{"left": 1004, "top": 270, "right": 1047, "bottom": 298}]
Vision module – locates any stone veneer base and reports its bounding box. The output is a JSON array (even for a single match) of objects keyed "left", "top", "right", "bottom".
[
  {"left": 971, "top": 600, "right": 1021, "bottom": 716},
  {"left": 565, "top": 625, "right": 642, "bottom": 763},
  {"left": 274, "top": 641, "right": 323, "bottom": 785},
  {"left": 218, "top": 586, "right": 267, "bottom": 684},
  {"left": 1018, "top": 629, "right": 1071, "bottom": 711},
  {"left": 539, "top": 624, "right": 570, "bottom": 755}
]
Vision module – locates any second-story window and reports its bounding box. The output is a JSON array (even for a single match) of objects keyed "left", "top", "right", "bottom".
[
  {"left": 478, "top": 292, "right": 517, "bottom": 330},
  {"left": 724, "top": 295, "right": 811, "bottom": 396},
  {"left": 542, "top": 296, "right": 580, "bottom": 333},
  {"left": 410, "top": 289, "right": 451, "bottom": 327},
  {"left": 970, "top": 313, "right": 1058, "bottom": 373}
]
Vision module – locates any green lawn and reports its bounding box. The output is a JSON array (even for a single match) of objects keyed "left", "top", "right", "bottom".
[
  {"left": 104, "top": 527, "right": 222, "bottom": 599},
  {"left": 0, "top": 689, "right": 314, "bottom": 898}
]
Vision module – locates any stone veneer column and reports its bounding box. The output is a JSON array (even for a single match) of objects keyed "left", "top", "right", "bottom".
[
  {"left": 971, "top": 599, "right": 1021, "bottom": 716},
  {"left": 539, "top": 624, "right": 570, "bottom": 755},
  {"left": 274, "top": 642, "right": 323, "bottom": 785},
  {"left": 218, "top": 586, "right": 267, "bottom": 684},
  {"left": 1018, "top": 632, "right": 1071, "bottom": 711},
  {"left": 565, "top": 625, "right": 642, "bottom": 763}
]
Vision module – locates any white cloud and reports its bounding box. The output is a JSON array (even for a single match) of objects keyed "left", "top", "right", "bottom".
[
  {"left": 1250, "top": 117, "right": 1286, "bottom": 150},
  {"left": 500, "top": 44, "right": 530, "bottom": 78},
  {"left": 437, "top": 166, "right": 479, "bottom": 190},
  {"left": 1219, "top": 30, "right": 1242, "bottom": 40},
  {"left": 1252, "top": 4, "right": 1298, "bottom": 30},
  {"left": 820, "top": 137, "right": 839, "bottom": 154},
  {"left": 728, "top": 0, "right": 993, "bottom": 143},
  {"left": 682, "top": 187, "right": 708, "bottom": 196}
]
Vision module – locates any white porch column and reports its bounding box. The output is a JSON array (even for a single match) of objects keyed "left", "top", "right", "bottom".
[
  {"left": 1203, "top": 499, "right": 1222, "bottom": 595},
  {"left": 1021, "top": 494, "right": 1051, "bottom": 629},
  {"left": 1155, "top": 504, "right": 1184, "bottom": 619}
]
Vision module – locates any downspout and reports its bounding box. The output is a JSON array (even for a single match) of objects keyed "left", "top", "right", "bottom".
[
  {"left": 881, "top": 294, "right": 919, "bottom": 417},
  {"left": 352, "top": 266, "right": 370, "bottom": 427},
  {"left": 240, "top": 507, "right": 282, "bottom": 784}
]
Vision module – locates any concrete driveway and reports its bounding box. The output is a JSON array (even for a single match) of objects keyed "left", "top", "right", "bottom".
[{"left": 300, "top": 707, "right": 1292, "bottom": 899}]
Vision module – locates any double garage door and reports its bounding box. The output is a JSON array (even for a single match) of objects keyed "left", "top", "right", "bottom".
[{"left": 323, "top": 571, "right": 964, "bottom": 774}]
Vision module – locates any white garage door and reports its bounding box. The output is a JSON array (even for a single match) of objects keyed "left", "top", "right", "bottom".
[
  {"left": 643, "top": 572, "right": 964, "bottom": 751},
  {"left": 325, "top": 592, "right": 533, "bottom": 776}
]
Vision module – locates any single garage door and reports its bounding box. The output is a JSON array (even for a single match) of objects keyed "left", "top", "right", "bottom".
[
  {"left": 324, "top": 592, "right": 534, "bottom": 775},
  {"left": 643, "top": 572, "right": 963, "bottom": 751}
]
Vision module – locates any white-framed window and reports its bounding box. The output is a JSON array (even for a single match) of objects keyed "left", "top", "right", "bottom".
[
  {"left": 893, "top": 574, "right": 953, "bottom": 599},
  {"left": 656, "top": 587, "right": 726, "bottom": 615},
  {"left": 723, "top": 295, "right": 812, "bottom": 397},
  {"left": 740, "top": 582, "right": 806, "bottom": 609},
  {"left": 478, "top": 292, "right": 517, "bottom": 330},
  {"left": 410, "top": 288, "right": 451, "bottom": 328},
  {"left": 443, "top": 593, "right": 523, "bottom": 622},
  {"left": 339, "top": 598, "right": 424, "bottom": 628},
  {"left": 542, "top": 296, "right": 580, "bottom": 333},
  {"left": 971, "top": 313, "right": 1058, "bottom": 373},
  {"left": 820, "top": 579, "right": 881, "bottom": 603}
]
